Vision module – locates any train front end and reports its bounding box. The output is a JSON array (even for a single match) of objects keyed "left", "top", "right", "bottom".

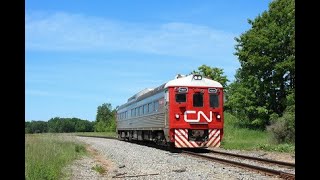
[{"left": 165, "top": 74, "right": 224, "bottom": 148}]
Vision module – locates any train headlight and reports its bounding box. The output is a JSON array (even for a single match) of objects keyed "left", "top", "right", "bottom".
[
  {"left": 193, "top": 74, "right": 202, "bottom": 80},
  {"left": 216, "top": 114, "right": 221, "bottom": 119},
  {"left": 175, "top": 114, "right": 180, "bottom": 119}
]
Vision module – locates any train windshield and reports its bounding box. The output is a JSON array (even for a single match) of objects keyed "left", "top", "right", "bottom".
[
  {"left": 210, "top": 94, "right": 219, "bottom": 108},
  {"left": 176, "top": 94, "right": 186, "bottom": 102},
  {"left": 193, "top": 93, "right": 203, "bottom": 107}
]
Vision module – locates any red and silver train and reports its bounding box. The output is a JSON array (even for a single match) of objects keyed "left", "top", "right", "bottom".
[{"left": 116, "top": 74, "right": 224, "bottom": 148}]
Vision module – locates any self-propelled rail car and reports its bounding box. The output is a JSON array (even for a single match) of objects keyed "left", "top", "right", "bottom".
[{"left": 116, "top": 74, "right": 224, "bottom": 148}]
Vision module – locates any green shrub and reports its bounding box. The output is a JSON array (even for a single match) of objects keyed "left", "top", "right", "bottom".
[{"left": 267, "top": 93, "right": 295, "bottom": 143}]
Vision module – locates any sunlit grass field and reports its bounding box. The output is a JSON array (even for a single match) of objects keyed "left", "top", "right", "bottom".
[
  {"left": 222, "top": 112, "right": 295, "bottom": 153},
  {"left": 25, "top": 134, "right": 87, "bottom": 180}
]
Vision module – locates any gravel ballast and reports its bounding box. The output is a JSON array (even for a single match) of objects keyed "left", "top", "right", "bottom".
[{"left": 71, "top": 136, "right": 284, "bottom": 179}]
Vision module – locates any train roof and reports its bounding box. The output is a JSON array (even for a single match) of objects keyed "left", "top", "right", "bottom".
[
  {"left": 118, "top": 83, "right": 165, "bottom": 110},
  {"left": 127, "top": 88, "right": 154, "bottom": 103},
  {"left": 164, "top": 74, "right": 223, "bottom": 88},
  {"left": 117, "top": 74, "right": 222, "bottom": 110}
]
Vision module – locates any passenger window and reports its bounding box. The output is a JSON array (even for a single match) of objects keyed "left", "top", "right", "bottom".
[
  {"left": 143, "top": 104, "right": 148, "bottom": 114},
  {"left": 154, "top": 101, "right": 159, "bottom": 112},
  {"left": 193, "top": 93, "right": 203, "bottom": 107},
  {"left": 148, "top": 102, "right": 153, "bottom": 112},
  {"left": 175, "top": 94, "right": 186, "bottom": 102},
  {"left": 139, "top": 106, "right": 143, "bottom": 115}
]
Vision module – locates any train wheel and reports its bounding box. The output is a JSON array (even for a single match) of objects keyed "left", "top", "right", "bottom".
[{"left": 168, "top": 142, "right": 180, "bottom": 153}]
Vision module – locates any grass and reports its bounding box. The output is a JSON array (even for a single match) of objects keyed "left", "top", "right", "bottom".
[
  {"left": 25, "top": 133, "right": 87, "bottom": 180},
  {"left": 91, "top": 164, "right": 106, "bottom": 174},
  {"left": 221, "top": 112, "right": 295, "bottom": 153},
  {"left": 74, "top": 131, "right": 117, "bottom": 138}
]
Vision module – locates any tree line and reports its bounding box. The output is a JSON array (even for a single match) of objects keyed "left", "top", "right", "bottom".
[
  {"left": 25, "top": 103, "right": 117, "bottom": 134},
  {"left": 25, "top": 117, "right": 94, "bottom": 133}
]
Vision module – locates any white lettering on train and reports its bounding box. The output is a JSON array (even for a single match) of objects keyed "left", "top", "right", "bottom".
[{"left": 184, "top": 110, "right": 213, "bottom": 122}]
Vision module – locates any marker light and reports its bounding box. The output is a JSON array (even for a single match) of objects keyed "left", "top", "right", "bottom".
[
  {"left": 208, "top": 88, "right": 218, "bottom": 93},
  {"left": 175, "top": 114, "right": 180, "bottom": 119},
  {"left": 178, "top": 87, "right": 188, "bottom": 93}
]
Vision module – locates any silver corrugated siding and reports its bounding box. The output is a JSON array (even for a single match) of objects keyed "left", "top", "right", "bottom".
[{"left": 117, "top": 111, "right": 166, "bottom": 130}]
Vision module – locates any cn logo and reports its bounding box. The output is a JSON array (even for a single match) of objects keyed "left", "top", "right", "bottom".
[{"left": 184, "top": 110, "right": 212, "bottom": 122}]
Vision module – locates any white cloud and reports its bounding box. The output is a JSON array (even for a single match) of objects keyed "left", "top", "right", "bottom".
[{"left": 26, "top": 12, "right": 237, "bottom": 58}]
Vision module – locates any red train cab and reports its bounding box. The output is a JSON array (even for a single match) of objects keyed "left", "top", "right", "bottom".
[{"left": 165, "top": 74, "right": 224, "bottom": 148}]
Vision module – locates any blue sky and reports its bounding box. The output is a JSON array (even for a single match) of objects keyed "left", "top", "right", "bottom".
[{"left": 26, "top": 0, "right": 271, "bottom": 121}]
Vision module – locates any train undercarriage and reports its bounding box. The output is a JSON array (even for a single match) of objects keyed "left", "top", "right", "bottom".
[
  {"left": 118, "top": 130, "right": 169, "bottom": 146},
  {"left": 117, "top": 129, "right": 218, "bottom": 148}
]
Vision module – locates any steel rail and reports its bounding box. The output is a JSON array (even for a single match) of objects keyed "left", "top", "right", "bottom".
[
  {"left": 182, "top": 150, "right": 295, "bottom": 180},
  {"left": 208, "top": 149, "right": 295, "bottom": 167}
]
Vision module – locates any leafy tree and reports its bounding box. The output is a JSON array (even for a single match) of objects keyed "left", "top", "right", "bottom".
[
  {"left": 94, "top": 121, "right": 109, "bottom": 132},
  {"left": 47, "top": 117, "right": 62, "bottom": 133},
  {"left": 95, "top": 103, "right": 116, "bottom": 132},
  {"left": 25, "top": 121, "right": 48, "bottom": 133},
  {"left": 191, "top": 65, "right": 229, "bottom": 88},
  {"left": 226, "top": 0, "right": 295, "bottom": 129},
  {"left": 74, "top": 119, "right": 94, "bottom": 132},
  {"left": 25, "top": 121, "right": 32, "bottom": 133}
]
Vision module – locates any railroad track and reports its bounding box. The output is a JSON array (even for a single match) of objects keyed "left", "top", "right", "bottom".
[
  {"left": 207, "top": 149, "right": 295, "bottom": 167},
  {"left": 182, "top": 150, "right": 295, "bottom": 180}
]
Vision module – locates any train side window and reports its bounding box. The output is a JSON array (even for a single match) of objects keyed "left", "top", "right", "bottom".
[
  {"left": 193, "top": 93, "right": 203, "bottom": 107},
  {"left": 148, "top": 102, "right": 153, "bottom": 113},
  {"left": 139, "top": 106, "right": 143, "bottom": 116},
  {"left": 175, "top": 94, "right": 186, "bottom": 102},
  {"left": 154, "top": 100, "right": 159, "bottom": 112},
  {"left": 131, "top": 109, "right": 134, "bottom": 117},
  {"left": 143, "top": 104, "right": 148, "bottom": 114},
  {"left": 135, "top": 108, "right": 138, "bottom": 116}
]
